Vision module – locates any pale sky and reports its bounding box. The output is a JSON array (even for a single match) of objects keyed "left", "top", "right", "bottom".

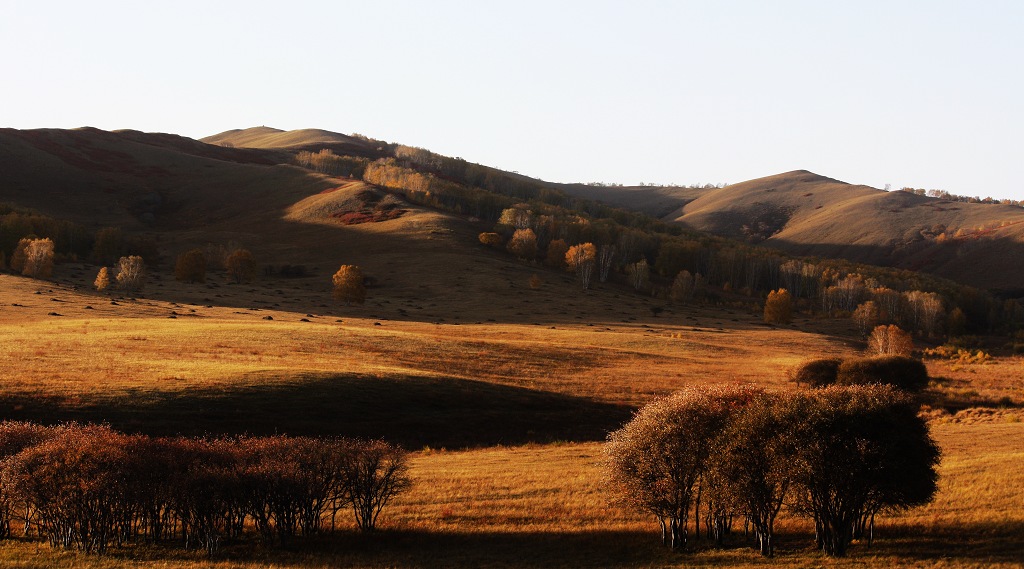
[{"left": 2, "top": 1, "right": 1023, "bottom": 199}]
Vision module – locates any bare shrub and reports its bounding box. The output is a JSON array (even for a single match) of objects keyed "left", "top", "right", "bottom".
[
  {"left": 792, "top": 358, "right": 842, "bottom": 387},
  {"left": 836, "top": 356, "right": 930, "bottom": 391}
]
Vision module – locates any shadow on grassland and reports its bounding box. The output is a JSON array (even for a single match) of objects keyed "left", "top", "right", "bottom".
[
  {"left": 83, "top": 519, "right": 1024, "bottom": 568},
  {"left": 0, "top": 373, "right": 634, "bottom": 448}
]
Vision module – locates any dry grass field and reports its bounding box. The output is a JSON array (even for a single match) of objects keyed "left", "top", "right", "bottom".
[
  {"left": 0, "top": 261, "right": 1021, "bottom": 567},
  {"left": 0, "top": 127, "right": 1022, "bottom": 566}
]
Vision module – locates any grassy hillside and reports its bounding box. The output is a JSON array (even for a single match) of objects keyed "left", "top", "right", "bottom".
[{"left": 567, "top": 170, "right": 1024, "bottom": 292}]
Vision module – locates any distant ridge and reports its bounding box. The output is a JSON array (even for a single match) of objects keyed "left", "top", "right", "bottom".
[
  {"left": 564, "top": 169, "right": 1024, "bottom": 291},
  {"left": 202, "top": 127, "right": 367, "bottom": 150}
]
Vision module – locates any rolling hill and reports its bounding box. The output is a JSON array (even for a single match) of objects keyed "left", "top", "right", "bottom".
[
  {"left": 5, "top": 126, "right": 1024, "bottom": 294},
  {"left": 563, "top": 171, "right": 1024, "bottom": 293}
]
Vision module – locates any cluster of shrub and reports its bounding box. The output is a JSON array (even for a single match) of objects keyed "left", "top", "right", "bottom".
[
  {"left": 792, "top": 355, "right": 929, "bottom": 391},
  {"left": 606, "top": 382, "right": 939, "bottom": 558},
  {"left": 0, "top": 423, "right": 409, "bottom": 554}
]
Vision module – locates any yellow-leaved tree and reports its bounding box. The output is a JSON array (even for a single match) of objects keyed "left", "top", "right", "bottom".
[
  {"left": 763, "top": 288, "right": 793, "bottom": 324},
  {"left": 332, "top": 265, "right": 366, "bottom": 305}
]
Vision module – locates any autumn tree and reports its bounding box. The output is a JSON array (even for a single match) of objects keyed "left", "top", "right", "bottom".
[
  {"left": 791, "top": 386, "right": 940, "bottom": 557},
  {"left": 545, "top": 238, "right": 569, "bottom": 268},
  {"left": 332, "top": 265, "right": 366, "bottom": 305},
  {"left": 867, "top": 324, "right": 913, "bottom": 356},
  {"left": 627, "top": 258, "right": 650, "bottom": 292},
  {"left": 506, "top": 228, "right": 538, "bottom": 260},
  {"left": 21, "top": 238, "right": 54, "bottom": 278},
  {"left": 174, "top": 249, "right": 207, "bottom": 283},
  {"left": 605, "top": 387, "right": 757, "bottom": 550},
  {"left": 710, "top": 393, "right": 800, "bottom": 557},
  {"left": 670, "top": 270, "right": 705, "bottom": 304},
  {"left": 90, "top": 227, "right": 124, "bottom": 264},
  {"left": 565, "top": 243, "right": 597, "bottom": 290},
  {"left": 597, "top": 244, "right": 617, "bottom": 282},
  {"left": 94, "top": 267, "right": 110, "bottom": 291},
  {"left": 115, "top": 256, "right": 146, "bottom": 295},
  {"left": 497, "top": 206, "right": 532, "bottom": 230},
  {"left": 225, "top": 248, "right": 257, "bottom": 284},
  {"left": 763, "top": 288, "right": 793, "bottom": 324},
  {"left": 8, "top": 238, "right": 30, "bottom": 274},
  {"left": 903, "top": 290, "right": 944, "bottom": 337},
  {"left": 852, "top": 301, "right": 880, "bottom": 335}
]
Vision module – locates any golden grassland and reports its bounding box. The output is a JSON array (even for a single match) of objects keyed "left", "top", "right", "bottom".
[{"left": 0, "top": 267, "right": 1021, "bottom": 567}]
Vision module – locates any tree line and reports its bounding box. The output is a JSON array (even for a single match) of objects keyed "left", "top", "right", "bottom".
[
  {"left": 0, "top": 423, "right": 409, "bottom": 554},
  {"left": 0, "top": 206, "right": 158, "bottom": 267},
  {"left": 320, "top": 144, "right": 1019, "bottom": 336},
  {"left": 605, "top": 384, "right": 939, "bottom": 558}
]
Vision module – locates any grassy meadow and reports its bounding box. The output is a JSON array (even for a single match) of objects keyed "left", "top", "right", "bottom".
[{"left": 0, "top": 251, "right": 1021, "bottom": 568}]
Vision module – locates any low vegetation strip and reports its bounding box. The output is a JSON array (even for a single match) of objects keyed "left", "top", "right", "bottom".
[{"left": 0, "top": 422, "right": 410, "bottom": 554}]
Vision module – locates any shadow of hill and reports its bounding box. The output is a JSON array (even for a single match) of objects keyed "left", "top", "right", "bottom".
[
  {"left": 0, "top": 373, "right": 633, "bottom": 448},
  {"left": 766, "top": 235, "right": 1024, "bottom": 293}
]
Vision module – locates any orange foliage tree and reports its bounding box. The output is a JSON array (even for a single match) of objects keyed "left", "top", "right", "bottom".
[
  {"left": 332, "top": 265, "right": 366, "bottom": 305},
  {"left": 174, "top": 249, "right": 207, "bottom": 283},
  {"left": 565, "top": 243, "right": 597, "bottom": 290},
  {"left": 763, "top": 288, "right": 793, "bottom": 324},
  {"left": 506, "top": 228, "right": 538, "bottom": 260}
]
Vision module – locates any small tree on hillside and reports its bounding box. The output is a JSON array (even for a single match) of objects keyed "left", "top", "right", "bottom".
[
  {"left": 174, "top": 249, "right": 207, "bottom": 283},
  {"left": 332, "top": 265, "right": 366, "bottom": 305},
  {"left": 545, "top": 239, "right": 569, "bottom": 268},
  {"left": 597, "top": 244, "right": 617, "bottom": 283},
  {"left": 853, "top": 301, "right": 880, "bottom": 335},
  {"left": 867, "top": 324, "right": 913, "bottom": 356},
  {"left": 763, "top": 288, "right": 793, "bottom": 324},
  {"left": 627, "top": 258, "right": 650, "bottom": 292},
  {"left": 478, "top": 232, "right": 503, "bottom": 249},
  {"left": 225, "top": 248, "right": 257, "bottom": 284},
  {"left": 94, "top": 267, "right": 110, "bottom": 292},
  {"left": 116, "top": 256, "right": 146, "bottom": 295},
  {"left": 22, "top": 238, "right": 55, "bottom": 279},
  {"left": 90, "top": 227, "right": 124, "bottom": 264},
  {"left": 9, "top": 238, "right": 31, "bottom": 274},
  {"left": 506, "top": 228, "right": 538, "bottom": 260},
  {"left": 565, "top": 243, "right": 597, "bottom": 290}
]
